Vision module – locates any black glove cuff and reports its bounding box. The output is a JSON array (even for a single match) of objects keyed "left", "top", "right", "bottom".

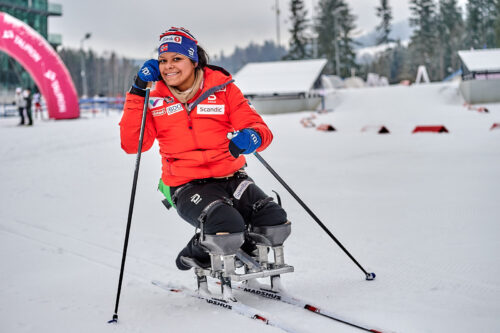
[
  {"left": 229, "top": 141, "right": 245, "bottom": 158},
  {"left": 134, "top": 75, "right": 148, "bottom": 89},
  {"left": 129, "top": 85, "right": 146, "bottom": 97},
  {"left": 128, "top": 75, "right": 147, "bottom": 97}
]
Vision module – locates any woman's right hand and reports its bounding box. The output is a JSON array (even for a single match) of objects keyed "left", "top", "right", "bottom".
[
  {"left": 132, "top": 59, "right": 161, "bottom": 92},
  {"left": 137, "top": 59, "right": 161, "bottom": 83}
]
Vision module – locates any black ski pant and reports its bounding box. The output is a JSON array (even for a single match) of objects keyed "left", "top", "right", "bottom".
[
  {"left": 18, "top": 107, "right": 32, "bottom": 125},
  {"left": 171, "top": 172, "right": 287, "bottom": 234},
  {"left": 18, "top": 107, "right": 25, "bottom": 124},
  {"left": 170, "top": 171, "right": 287, "bottom": 269}
]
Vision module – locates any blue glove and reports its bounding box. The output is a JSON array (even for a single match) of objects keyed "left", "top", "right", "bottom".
[
  {"left": 133, "top": 59, "right": 161, "bottom": 91},
  {"left": 228, "top": 129, "right": 262, "bottom": 158}
]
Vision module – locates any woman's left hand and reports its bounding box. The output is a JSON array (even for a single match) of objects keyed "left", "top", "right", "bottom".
[{"left": 228, "top": 129, "right": 261, "bottom": 158}]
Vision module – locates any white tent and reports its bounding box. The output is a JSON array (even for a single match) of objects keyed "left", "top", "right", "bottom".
[
  {"left": 344, "top": 76, "right": 365, "bottom": 88},
  {"left": 321, "top": 75, "right": 344, "bottom": 89},
  {"left": 234, "top": 59, "right": 327, "bottom": 96}
]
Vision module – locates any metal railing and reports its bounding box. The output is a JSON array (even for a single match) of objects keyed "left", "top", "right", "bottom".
[{"left": 79, "top": 97, "right": 125, "bottom": 116}]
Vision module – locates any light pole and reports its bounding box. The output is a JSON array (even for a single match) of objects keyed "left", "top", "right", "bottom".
[
  {"left": 80, "top": 32, "right": 91, "bottom": 98},
  {"left": 275, "top": 0, "right": 281, "bottom": 47}
]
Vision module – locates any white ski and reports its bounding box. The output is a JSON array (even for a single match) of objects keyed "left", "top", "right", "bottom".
[
  {"left": 151, "top": 280, "right": 303, "bottom": 333},
  {"left": 235, "top": 281, "right": 386, "bottom": 333}
]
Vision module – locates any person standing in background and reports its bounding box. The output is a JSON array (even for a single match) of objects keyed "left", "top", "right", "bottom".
[
  {"left": 33, "top": 92, "right": 43, "bottom": 120},
  {"left": 14, "top": 87, "right": 27, "bottom": 126},
  {"left": 23, "top": 88, "right": 33, "bottom": 126}
]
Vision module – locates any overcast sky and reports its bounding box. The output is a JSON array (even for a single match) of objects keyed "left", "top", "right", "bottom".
[{"left": 49, "top": 0, "right": 467, "bottom": 60}]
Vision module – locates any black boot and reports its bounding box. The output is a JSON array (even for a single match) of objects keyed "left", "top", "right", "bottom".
[{"left": 175, "top": 233, "right": 211, "bottom": 270}]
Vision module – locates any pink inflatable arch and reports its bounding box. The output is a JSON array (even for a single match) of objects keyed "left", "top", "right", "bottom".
[{"left": 0, "top": 12, "right": 79, "bottom": 119}]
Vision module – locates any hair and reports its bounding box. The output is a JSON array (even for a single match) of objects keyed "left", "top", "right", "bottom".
[{"left": 193, "top": 45, "right": 209, "bottom": 70}]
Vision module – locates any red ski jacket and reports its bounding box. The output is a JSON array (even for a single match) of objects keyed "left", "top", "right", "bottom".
[{"left": 120, "top": 66, "right": 273, "bottom": 187}]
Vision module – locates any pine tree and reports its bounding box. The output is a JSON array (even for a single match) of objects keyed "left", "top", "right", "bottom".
[
  {"left": 285, "top": 0, "right": 311, "bottom": 59},
  {"left": 338, "top": 4, "right": 358, "bottom": 77},
  {"left": 57, "top": 48, "right": 139, "bottom": 96},
  {"left": 365, "top": 41, "right": 411, "bottom": 84},
  {"left": 408, "top": 0, "right": 439, "bottom": 81},
  {"left": 315, "top": 0, "right": 340, "bottom": 74},
  {"left": 210, "top": 40, "right": 287, "bottom": 73},
  {"left": 436, "top": 0, "right": 464, "bottom": 79},
  {"left": 495, "top": 0, "right": 500, "bottom": 47},
  {"left": 464, "top": 0, "right": 497, "bottom": 49},
  {"left": 390, "top": 41, "right": 412, "bottom": 82},
  {"left": 315, "top": 0, "right": 357, "bottom": 76},
  {"left": 375, "top": 0, "right": 394, "bottom": 45}
]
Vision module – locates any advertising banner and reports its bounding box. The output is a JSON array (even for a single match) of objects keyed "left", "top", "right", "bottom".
[{"left": 0, "top": 11, "right": 79, "bottom": 119}]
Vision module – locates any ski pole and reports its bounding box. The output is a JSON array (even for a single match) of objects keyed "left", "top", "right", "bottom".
[
  {"left": 253, "top": 151, "right": 376, "bottom": 281},
  {"left": 109, "top": 87, "right": 151, "bottom": 324}
]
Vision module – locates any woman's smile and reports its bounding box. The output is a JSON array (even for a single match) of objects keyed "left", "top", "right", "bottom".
[{"left": 159, "top": 52, "right": 196, "bottom": 91}]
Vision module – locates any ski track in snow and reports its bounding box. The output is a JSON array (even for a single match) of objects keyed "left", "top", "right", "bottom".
[{"left": 1, "top": 81, "right": 500, "bottom": 332}]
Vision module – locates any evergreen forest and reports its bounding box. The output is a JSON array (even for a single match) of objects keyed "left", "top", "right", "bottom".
[{"left": 52, "top": 0, "right": 500, "bottom": 95}]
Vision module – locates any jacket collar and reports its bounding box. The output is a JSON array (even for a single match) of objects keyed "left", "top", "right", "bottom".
[{"left": 152, "top": 66, "right": 234, "bottom": 112}]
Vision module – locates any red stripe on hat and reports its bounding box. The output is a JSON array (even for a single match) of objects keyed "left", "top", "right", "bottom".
[
  {"left": 160, "top": 28, "right": 197, "bottom": 44},
  {"left": 170, "top": 27, "right": 196, "bottom": 39}
]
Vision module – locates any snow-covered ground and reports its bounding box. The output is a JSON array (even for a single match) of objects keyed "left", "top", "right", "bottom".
[{"left": 1, "top": 81, "right": 499, "bottom": 333}]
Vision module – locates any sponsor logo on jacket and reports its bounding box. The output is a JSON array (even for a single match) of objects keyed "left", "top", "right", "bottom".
[
  {"left": 207, "top": 94, "right": 217, "bottom": 104},
  {"left": 166, "top": 103, "right": 184, "bottom": 115},
  {"left": 149, "top": 97, "right": 164, "bottom": 108},
  {"left": 152, "top": 108, "right": 167, "bottom": 117},
  {"left": 197, "top": 104, "right": 225, "bottom": 115}
]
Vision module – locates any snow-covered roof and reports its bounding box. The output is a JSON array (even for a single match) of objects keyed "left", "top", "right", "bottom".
[
  {"left": 458, "top": 48, "right": 500, "bottom": 72},
  {"left": 234, "top": 59, "right": 328, "bottom": 95}
]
